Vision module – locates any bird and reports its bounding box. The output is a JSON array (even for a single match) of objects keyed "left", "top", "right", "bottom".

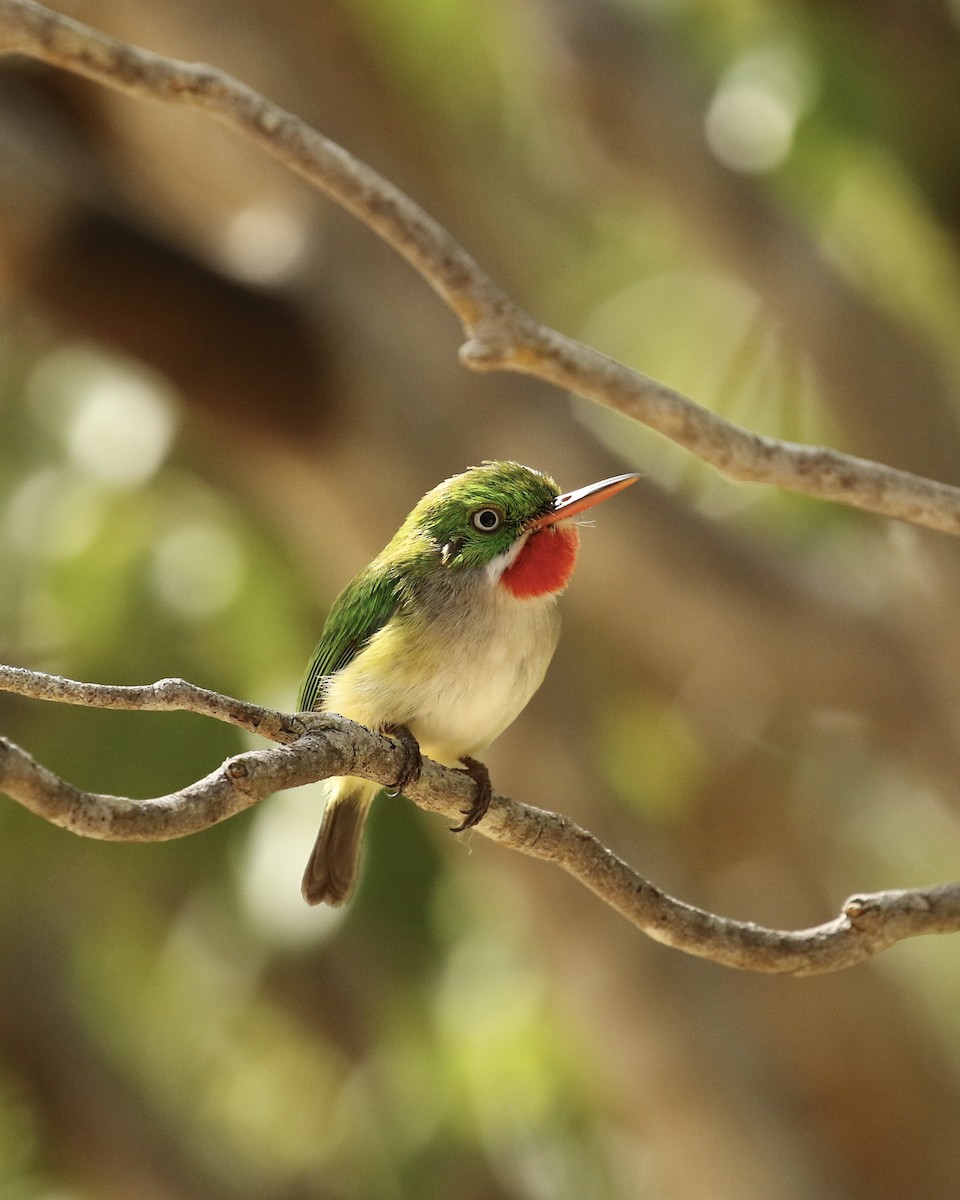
[{"left": 296, "top": 460, "right": 639, "bottom": 906}]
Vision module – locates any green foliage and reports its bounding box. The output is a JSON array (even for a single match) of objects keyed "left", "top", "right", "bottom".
[{"left": 2, "top": 0, "right": 960, "bottom": 1196}]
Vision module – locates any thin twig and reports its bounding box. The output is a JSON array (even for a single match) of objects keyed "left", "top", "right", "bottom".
[
  {"left": 0, "top": 664, "right": 299, "bottom": 741},
  {"left": 2, "top": 0, "right": 960, "bottom": 534},
  {"left": 2, "top": 4, "right": 960, "bottom": 972},
  {"left": 2, "top": 667, "right": 959, "bottom": 974}
]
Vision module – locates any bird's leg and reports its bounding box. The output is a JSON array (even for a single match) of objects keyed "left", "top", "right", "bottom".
[
  {"left": 383, "top": 723, "right": 423, "bottom": 796},
  {"left": 450, "top": 756, "right": 492, "bottom": 833}
]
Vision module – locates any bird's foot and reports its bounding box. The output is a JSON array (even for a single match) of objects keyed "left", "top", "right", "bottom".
[
  {"left": 383, "top": 723, "right": 422, "bottom": 796},
  {"left": 450, "top": 756, "right": 492, "bottom": 833}
]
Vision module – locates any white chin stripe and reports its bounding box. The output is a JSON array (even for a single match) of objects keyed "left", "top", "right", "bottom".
[{"left": 484, "top": 532, "right": 530, "bottom": 583}]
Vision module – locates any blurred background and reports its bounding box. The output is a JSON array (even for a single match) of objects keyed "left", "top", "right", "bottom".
[{"left": 1, "top": 0, "right": 960, "bottom": 1196}]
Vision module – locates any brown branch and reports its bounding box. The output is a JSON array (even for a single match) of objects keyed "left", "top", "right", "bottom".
[
  {"left": 2, "top": 5, "right": 959, "bottom": 972},
  {"left": 0, "top": 664, "right": 299, "bottom": 741},
  {"left": 2, "top": 0, "right": 960, "bottom": 535},
  {"left": 2, "top": 666, "right": 959, "bottom": 974}
]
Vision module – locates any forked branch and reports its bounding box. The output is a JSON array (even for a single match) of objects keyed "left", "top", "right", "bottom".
[
  {"left": 1, "top": 4, "right": 959, "bottom": 971},
  {"left": 2, "top": 666, "right": 959, "bottom": 975},
  {"left": 2, "top": 0, "right": 960, "bottom": 533}
]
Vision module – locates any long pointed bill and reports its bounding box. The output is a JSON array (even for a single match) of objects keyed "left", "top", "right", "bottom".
[{"left": 528, "top": 472, "right": 641, "bottom": 530}]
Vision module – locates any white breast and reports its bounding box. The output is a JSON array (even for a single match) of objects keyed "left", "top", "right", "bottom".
[{"left": 323, "top": 573, "right": 561, "bottom": 766}]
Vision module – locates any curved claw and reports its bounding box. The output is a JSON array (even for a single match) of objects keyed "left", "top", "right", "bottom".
[
  {"left": 384, "top": 723, "right": 422, "bottom": 795},
  {"left": 449, "top": 756, "right": 492, "bottom": 833}
]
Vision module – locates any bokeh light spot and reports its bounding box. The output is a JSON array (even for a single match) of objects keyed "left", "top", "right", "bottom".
[{"left": 150, "top": 520, "right": 245, "bottom": 620}]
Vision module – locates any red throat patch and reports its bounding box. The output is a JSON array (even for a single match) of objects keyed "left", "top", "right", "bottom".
[{"left": 500, "top": 525, "right": 581, "bottom": 599}]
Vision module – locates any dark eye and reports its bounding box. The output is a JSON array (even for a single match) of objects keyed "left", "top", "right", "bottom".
[{"left": 471, "top": 507, "right": 503, "bottom": 532}]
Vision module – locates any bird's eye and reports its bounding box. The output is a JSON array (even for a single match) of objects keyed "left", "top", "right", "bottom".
[{"left": 471, "top": 507, "right": 503, "bottom": 532}]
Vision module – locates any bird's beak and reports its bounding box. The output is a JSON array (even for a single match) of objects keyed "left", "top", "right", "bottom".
[{"left": 528, "top": 472, "right": 641, "bottom": 530}]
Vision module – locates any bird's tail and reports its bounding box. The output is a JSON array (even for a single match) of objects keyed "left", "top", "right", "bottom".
[{"left": 301, "top": 778, "right": 380, "bottom": 906}]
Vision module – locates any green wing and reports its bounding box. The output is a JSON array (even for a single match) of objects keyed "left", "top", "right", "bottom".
[{"left": 297, "top": 565, "right": 402, "bottom": 712}]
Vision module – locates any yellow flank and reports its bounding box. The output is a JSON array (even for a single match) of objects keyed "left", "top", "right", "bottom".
[{"left": 323, "top": 580, "right": 560, "bottom": 769}]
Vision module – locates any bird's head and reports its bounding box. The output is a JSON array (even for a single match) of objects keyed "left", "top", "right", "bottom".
[{"left": 401, "top": 461, "right": 638, "bottom": 599}]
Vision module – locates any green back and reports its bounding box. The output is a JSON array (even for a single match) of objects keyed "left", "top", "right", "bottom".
[{"left": 297, "top": 566, "right": 401, "bottom": 712}]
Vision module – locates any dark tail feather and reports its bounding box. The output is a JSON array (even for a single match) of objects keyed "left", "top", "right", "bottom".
[{"left": 301, "top": 787, "right": 372, "bottom": 906}]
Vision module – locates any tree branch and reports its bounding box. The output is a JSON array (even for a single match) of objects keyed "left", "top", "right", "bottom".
[
  {"left": 2, "top": 666, "right": 959, "bottom": 974},
  {"left": 2, "top": 0, "right": 960, "bottom": 535},
  {"left": 0, "top": 665, "right": 299, "bottom": 741},
  {"left": 2, "top": 4, "right": 959, "bottom": 973}
]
